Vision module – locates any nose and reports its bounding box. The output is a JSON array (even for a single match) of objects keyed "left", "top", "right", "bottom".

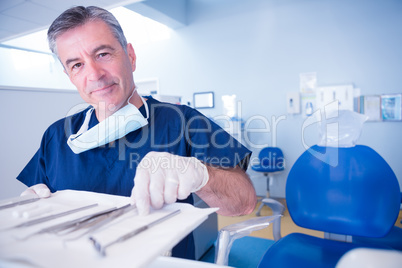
[{"left": 86, "top": 60, "right": 105, "bottom": 81}]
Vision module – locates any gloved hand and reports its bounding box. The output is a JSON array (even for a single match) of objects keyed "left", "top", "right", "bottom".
[
  {"left": 131, "top": 152, "right": 209, "bottom": 216},
  {"left": 20, "top": 183, "right": 51, "bottom": 198}
]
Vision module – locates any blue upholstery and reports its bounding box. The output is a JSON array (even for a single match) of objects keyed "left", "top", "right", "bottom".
[
  {"left": 353, "top": 226, "right": 402, "bottom": 251},
  {"left": 352, "top": 191, "right": 402, "bottom": 250},
  {"left": 251, "top": 147, "right": 284, "bottom": 173},
  {"left": 258, "top": 233, "right": 389, "bottom": 268},
  {"left": 287, "top": 145, "right": 400, "bottom": 236},
  {"left": 257, "top": 145, "right": 401, "bottom": 268}
]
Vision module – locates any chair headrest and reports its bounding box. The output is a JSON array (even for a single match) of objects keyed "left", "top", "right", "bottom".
[{"left": 286, "top": 145, "right": 400, "bottom": 237}]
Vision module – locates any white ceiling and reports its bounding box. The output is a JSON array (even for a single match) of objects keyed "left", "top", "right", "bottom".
[{"left": 0, "top": 0, "right": 145, "bottom": 43}]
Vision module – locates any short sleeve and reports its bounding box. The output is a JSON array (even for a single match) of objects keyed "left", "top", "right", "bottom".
[
  {"left": 184, "top": 108, "right": 251, "bottom": 170},
  {"left": 17, "top": 127, "right": 54, "bottom": 191}
]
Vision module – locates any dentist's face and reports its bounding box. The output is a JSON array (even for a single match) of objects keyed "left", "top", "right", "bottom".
[{"left": 56, "top": 20, "right": 136, "bottom": 113}]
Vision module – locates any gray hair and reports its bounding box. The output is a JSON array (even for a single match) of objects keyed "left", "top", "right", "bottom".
[{"left": 47, "top": 6, "right": 127, "bottom": 57}]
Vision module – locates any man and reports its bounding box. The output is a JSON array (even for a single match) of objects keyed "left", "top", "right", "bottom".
[{"left": 17, "top": 6, "right": 256, "bottom": 259}]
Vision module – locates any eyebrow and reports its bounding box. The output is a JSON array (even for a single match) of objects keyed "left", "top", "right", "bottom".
[{"left": 64, "top": 44, "right": 116, "bottom": 67}]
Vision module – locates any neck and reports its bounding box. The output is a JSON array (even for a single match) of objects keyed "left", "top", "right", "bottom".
[
  {"left": 94, "top": 91, "right": 145, "bottom": 122},
  {"left": 128, "top": 90, "right": 145, "bottom": 109}
]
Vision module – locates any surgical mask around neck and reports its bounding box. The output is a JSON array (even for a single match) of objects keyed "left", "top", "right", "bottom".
[{"left": 67, "top": 89, "right": 149, "bottom": 154}]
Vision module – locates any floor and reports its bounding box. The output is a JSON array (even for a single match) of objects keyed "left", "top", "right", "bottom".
[
  {"left": 217, "top": 198, "right": 322, "bottom": 240},
  {"left": 218, "top": 198, "right": 402, "bottom": 240}
]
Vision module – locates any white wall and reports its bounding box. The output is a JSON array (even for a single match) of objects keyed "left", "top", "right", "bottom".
[
  {"left": 0, "top": 88, "right": 83, "bottom": 199},
  {"left": 133, "top": 0, "right": 402, "bottom": 197}
]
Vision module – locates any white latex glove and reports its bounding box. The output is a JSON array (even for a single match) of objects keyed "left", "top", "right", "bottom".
[
  {"left": 20, "top": 183, "right": 51, "bottom": 198},
  {"left": 131, "top": 152, "right": 209, "bottom": 216}
]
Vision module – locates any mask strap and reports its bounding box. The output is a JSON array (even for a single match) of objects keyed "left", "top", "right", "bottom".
[
  {"left": 127, "top": 86, "right": 137, "bottom": 105},
  {"left": 140, "top": 95, "right": 149, "bottom": 120},
  {"left": 76, "top": 108, "right": 94, "bottom": 135},
  {"left": 128, "top": 85, "right": 149, "bottom": 120}
]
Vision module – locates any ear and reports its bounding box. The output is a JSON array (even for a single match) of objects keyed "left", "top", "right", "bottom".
[{"left": 126, "top": 43, "right": 136, "bottom": 72}]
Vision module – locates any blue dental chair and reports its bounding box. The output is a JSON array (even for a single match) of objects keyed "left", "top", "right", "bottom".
[
  {"left": 251, "top": 147, "right": 285, "bottom": 216},
  {"left": 259, "top": 145, "right": 401, "bottom": 267},
  {"left": 352, "top": 193, "right": 402, "bottom": 251},
  {"left": 215, "top": 145, "right": 401, "bottom": 267}
]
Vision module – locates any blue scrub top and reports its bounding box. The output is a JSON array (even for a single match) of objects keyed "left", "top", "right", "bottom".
[
  {"left": 18, "top": 96, "right": 251, "bottom": 194},
  {"left": 17, "top": 96, "right": 251, "bottom": 259}
]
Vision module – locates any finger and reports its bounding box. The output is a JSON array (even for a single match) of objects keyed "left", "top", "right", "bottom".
[
  {"left": 20, "top": 188, "right": 37, "bottom": 197},
  {"left": 129, "top": 187, "right": 136, "bottom": 205},
  {"left": 177, "top": 178, "right": 193, "bottom": 200},
  {"left": 164, "top": 168, "right": 179, "bottom": 204},
  {"left": 177, "top": 161, "right": 194, "bottom": 200},
  {"left": 133, "top": 166, "right": 151, "bottom": 216},
  {"left": 32, "top": 184, "right": 51, "bottom": 198},
  {"left": 149, "top": 167, "right": 165, "bottom": 209},
  {"left": 21, "top": 184, "right": 51, "bottom": 198}
]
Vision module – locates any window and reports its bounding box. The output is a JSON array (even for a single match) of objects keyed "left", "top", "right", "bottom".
[{"left": 0, "top": 7, "right": 171, "bottom": 89}]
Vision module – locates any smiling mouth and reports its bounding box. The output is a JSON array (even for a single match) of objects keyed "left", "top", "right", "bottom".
[{"left": 91, "top": 84, "right": 116, "bottom": 94}]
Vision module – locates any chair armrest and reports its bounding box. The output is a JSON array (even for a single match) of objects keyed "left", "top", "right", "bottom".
[
  {"left": 260, "top": 198, "right": 285, "bottom": 241},
  {"left": 214, "top": 214, "right": 282, "bottom": 266}
]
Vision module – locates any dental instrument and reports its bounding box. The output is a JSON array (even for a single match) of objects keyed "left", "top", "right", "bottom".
[
  {"left": 0, "top": 195, "right": 40, "bottom": 210},
  {"left": 13, "top": 203, "right": 98, "bottom": 228},
  {"left": 90, "top": 209, "right": 181, "bottom": 256}
]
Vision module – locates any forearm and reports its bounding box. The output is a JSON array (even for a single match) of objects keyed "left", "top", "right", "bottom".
[{"left": 195, "top": 165, "right": 257, "bottom": 216}]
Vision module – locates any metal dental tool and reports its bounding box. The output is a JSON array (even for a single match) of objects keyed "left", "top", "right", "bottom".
[
  {"left": 0, "top": 195, "right": 40, "bottom": 210},
  {"left": 61, "top": 204, "right": 136, "bottom": 240},
  {"left": 13, "top": 203, "right": 98, "bottom": 228},
  {"left": 19, "top": 204, "right": 134, "bottom": 241},
  {"left": 90, "top": 209, "right": 181, "bottom": 256}
]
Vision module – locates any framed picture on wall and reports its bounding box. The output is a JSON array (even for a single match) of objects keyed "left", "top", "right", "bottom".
[
  {"left": 193, "top": 91, "right": 214, "bottom": 109},
  {"left": 360, "top": 95, "right": 382, "bottom": 121},
  {"left": 381, "top": 94, "right": 402, "bottom": 121}
]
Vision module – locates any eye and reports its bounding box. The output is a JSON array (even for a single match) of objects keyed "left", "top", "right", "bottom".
[
  {"left": 72, "top": 62, "right": 82, "bottom": 70},
  {"left": 97, "top": 52, "right": 110, "bottom": 59}
]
